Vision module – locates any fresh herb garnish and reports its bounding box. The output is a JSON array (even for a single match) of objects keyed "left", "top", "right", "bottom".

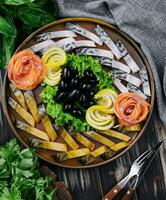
[
  {"left": 0, "top": 139, "right": 56, "bottom": 200},
  {"left": 40, "top": 85, "right": 91, "bottom": 132},
  {"left": 67, "top": 54, "right": 113, "bottom": 90},
  {"left": 40, "top": 85, "right": 58, "bottom": 104}
]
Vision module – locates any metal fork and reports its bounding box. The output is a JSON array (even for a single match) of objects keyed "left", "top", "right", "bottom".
[
  {"left": 101, "top": 141, "right": 163, "bottom": 200},
  {"left": 118, "top": 149, "right": 154, "bottom": 190}
]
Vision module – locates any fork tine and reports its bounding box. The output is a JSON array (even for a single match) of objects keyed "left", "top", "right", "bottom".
[
  {"left": 152, "top": 140, "right": 163, "bottom": 151},
  {"left": 137, "top": 141, "right": 163, "bottom": 169},
  {"left": 137, "top": 150, "right": 155, "bottom": 166},
  {"left": 133, "top": 148, "right": 153, "bottom": 164},
  {"left": 135, "top": 141, "right": 163, "bottom": 165},
  {"left": 137, "top": 154, "right": 154, "bottom": 176}
]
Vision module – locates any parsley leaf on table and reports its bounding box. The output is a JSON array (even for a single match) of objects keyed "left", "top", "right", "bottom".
[{"left": 0, "top": 139, "right": 57, "bottom": 200}]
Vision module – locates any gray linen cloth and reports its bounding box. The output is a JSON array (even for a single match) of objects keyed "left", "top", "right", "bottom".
[{"left": 56, "top": 0, "right": 166, "bottom": 126}]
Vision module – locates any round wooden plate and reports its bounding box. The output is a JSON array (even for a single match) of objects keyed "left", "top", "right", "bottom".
[{"left": 3, "top": 18, "right": 155, "bottom": 168}]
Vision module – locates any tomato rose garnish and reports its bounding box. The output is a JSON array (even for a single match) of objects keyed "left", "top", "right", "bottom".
[
  {"left": 114, "top": 92, "right": 150, "bottom": 126},
  {"left": 8, "top": 49, "right": 46, "bottom": 90}
]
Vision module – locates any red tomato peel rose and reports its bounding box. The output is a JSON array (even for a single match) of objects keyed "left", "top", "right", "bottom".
[{"left": 8, "top": 49, "right": 46, "bottom": 90}]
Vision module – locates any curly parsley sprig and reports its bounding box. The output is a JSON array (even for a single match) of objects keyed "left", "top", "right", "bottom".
[
  {"left": 40, "top": 85, "right": 91, "bottom": 132},
  {"left": 67, "top": 54, "right": 113, "bottom": 90}
]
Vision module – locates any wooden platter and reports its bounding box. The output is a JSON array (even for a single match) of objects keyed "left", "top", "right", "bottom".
[{"left": 3, "top": 18, "right": 155, "bottom": 168}]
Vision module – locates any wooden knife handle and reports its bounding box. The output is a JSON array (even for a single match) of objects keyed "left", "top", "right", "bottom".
[
  {"left": 121, "top": 187, "right": 135, "bottom": 200},
  {"left": 101, "top": 184, "right": 122, "bottom": 200}
]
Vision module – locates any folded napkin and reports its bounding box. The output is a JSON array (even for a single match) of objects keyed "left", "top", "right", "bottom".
[{"left": 56, "top": 0, "right": 166, "bottom": 126}]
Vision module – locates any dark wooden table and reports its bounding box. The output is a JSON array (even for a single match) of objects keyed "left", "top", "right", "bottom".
[{"left": 0, "top": 70, "right": 166, "bottom": 200}]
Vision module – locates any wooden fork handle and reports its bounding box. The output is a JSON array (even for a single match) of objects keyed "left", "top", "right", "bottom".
[
  {"left": 101, "top": 184, "right": 122, "bottom": 200},
  {"left": 121, "top": 187, "right": 135, "bottom": 200}
]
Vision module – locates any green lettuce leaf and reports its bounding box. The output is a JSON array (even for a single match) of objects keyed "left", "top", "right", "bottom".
[
  {"left": 67, "top": 54, "right": 113, "bottom": 90},
  {"left": 40, "top": 86, "right": 58, "bottom": 104}
]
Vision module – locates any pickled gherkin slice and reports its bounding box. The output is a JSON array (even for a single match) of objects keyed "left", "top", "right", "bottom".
[
  {"left": 101, "top": 142, "right": 129, "bottom": 160},
  {"left": 98, "top": 130, "right": 131, "bottom": 142},
  {"left": 91, "top": 146, "right": 108, "bottom": 157},
  {"left": 60, "top": 128, "right": 79, "bottom": 150},
  {"left": 100, "top": 150, "right": 116, "bottom": 160},
  {"left": 16, "top": 120, "right": 49, "bottom": 141},
  {"left": 24, "top": 91, "right": 41, "bottom": 123},
  {"left": 8, "top": 97, "right": 35, "bottom": 126},
  {"left": 53, "top": 148, "right": 90, "bottom": 161},
  {"left": 111, "top": 142, "right": 129, "bottom": 152},
  {"left": 42, "top": 116, "right": 57, "bottom": 141},
  {"left": 123, "top": 124, "right": 141, "bottom": 132},
  {"left": 80, "top": 146, "right": 108, "bottom": 165},
  {"left": 83, "top": 131, "right": 115, "bottom": 148},
  {"left": 80, "top": 155, "right": 93, "bottom": 165},
  {"left": 38, "top": 104, "right": 57, "bottom": 141},
  {"left": 71, "top": 131, "right": 95, "bottom": 151},
  {"left": 9, "top": 84, "right": 28, "bottom": 110},
  {"left": 29, "top": 138, "right": 67, "bottom": 152}
]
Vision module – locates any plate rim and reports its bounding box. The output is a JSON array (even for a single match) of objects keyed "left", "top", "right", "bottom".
[{"left": 2, "top": 17, "right": 155, "bottom": 169}]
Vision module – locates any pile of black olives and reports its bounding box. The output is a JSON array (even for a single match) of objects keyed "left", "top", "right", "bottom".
[{"left": 56, "top": 67, "right": 99, "bottom": 117}]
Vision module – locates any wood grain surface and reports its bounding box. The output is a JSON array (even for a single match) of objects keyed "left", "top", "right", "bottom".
[
  {"left": 1, "top": 68, "right": 166, "bottom": 200},
  {"left": 0, "top": 17, "right": 165, "bottom": 200}
]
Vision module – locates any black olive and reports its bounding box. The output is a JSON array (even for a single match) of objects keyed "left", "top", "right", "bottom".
[
  {"left": 63, "top": 68, "right": 72, "bottom": 79},
  {"left": 82, "top": 84, "right": 93, "bottom": 90},
  {"left": 72, "top": 109, "right": 83, "bottom": 117},
  {"left": 79, "top": 94, "right": 87, "bottom": 103},
  {"left": 76, "top": 74, "right": 83, "bottom": 81},
  {"left": 89, "top": 91, "right": 95, "bottom": 97},
  {"left": 81, "top": 84, "right": 86, "bottom": 90},
  {"left": 84, "top": 70, "right": 91, "bottom": 77},
  {"left": 89, "top": 79, "right": 98, "bottom": 85},
  {"left": 56, "top": 92, "right": 68, "bottom": 102},
  {"left": 89, "top": 72, "right": 95, "bottom": 79},
  {"left": 75, "top": 74, "right": 80, "bottom": 78},
  {"left": 80, "top": 78, "right": 86, "bottom": 83},
  {"left": 59, "top": 80, "right": 68, "bottom": 90},
  {"left": 89, "top": 101, "right": 96, "bottom": 106},
  {"left": 70, "top": 78, "right": 79, "bottom": 87},
  {"left": 64, "top": 104, "right": 73, "bottom": 112},
  {"left": 82, "top": 101, "right": 95, "bottom": 108},
  {"left": 67, "top": 89, "right": 80, "bottom": 101},
  {"left": 85, "top": 70, "right": 96, "bottom": 79},
  {"left": 84, "top": 89, "right": 96, "bottom": 98}
]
